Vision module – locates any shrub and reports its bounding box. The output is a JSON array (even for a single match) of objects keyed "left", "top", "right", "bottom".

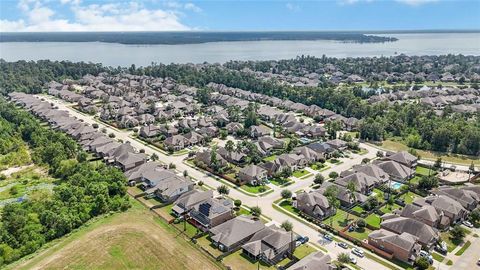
[
  {"left": 234, "top": 199, "right": 242, "bottom": 208},
  {"left": 281, "top": 189, "right": 293, "bottom": 200},
  {"left": 108, "top": 133, "right": 115, "bottom": 138},
  {"left": 328, "top": 171, "right": 338, "bottom": 179}
]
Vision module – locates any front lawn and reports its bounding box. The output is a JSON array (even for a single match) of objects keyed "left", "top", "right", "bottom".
[
  {"left": 440, "top": 231, "right": 460, "bottom": 252},
  {"left": 279, "top": 200, "right": 301, "bottom": 215},
  {"left": 310, "top": 163, "right": 328, "bottom": 171},
  {"left": 292, "top": 169, "right": 311, "bottom": 178},
  {"left": 365, "top": 213, "right": 381, "bottom": 229},
  {"left": 432, "top": 252, "right": 444, "bottom": 262},
  {"left": 270, "top": 178, "right": 292, "bottom": 186},
  {"left": 240, "top": 184, "right": 271, "bottom": 194}
]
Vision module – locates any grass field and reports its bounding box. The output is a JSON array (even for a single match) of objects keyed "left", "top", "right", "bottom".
[
  {"left": 377, "top": 140, "right": 480, "bottom": 166},
  {"left": 9, "top": 200, "right": 222, "bottom": 270}
]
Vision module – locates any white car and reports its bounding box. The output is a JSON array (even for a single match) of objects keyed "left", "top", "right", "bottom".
[
  {"left": 419, "top": 250, "right": 433, "bottom": 264},
  {"left": 352, "top": 248, "right": 365, "bottom": 258},
  {"left": 462, "top": 220, "right": 473, "bottom": 228},
  {"left": 349, "top": 255, "right": 357, "bottom": 264}
]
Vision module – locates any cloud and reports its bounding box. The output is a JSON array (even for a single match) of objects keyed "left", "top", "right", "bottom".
[
  {"left": 184, "top": 3, "right": 202, "bottom": 13},
  {"left": 0, "top": 0, "right": 192, "bottom": 32},
  {"left": 286, "top": 2, "right": 301, "bottom": 11},
  {"left": 395, "top": 0, "right": 438, "bottom": 6}
]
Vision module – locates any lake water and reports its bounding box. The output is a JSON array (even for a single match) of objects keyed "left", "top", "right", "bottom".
[{"left": 1, "top": 33, "right": 479, "bottom": 67}]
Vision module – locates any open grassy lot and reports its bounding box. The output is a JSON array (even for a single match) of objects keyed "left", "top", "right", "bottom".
[
  {"left": 345, "top": 226, "right": 373, "bottom": 241},
  {"left": 378, "top": 139, "right": 480, "bottom": 166},
  {"left": 9, "top": 200, "right": 222, "bottom": 270},
  {"left": 293, "top": 244, "right": 316, "bottom": 259}
]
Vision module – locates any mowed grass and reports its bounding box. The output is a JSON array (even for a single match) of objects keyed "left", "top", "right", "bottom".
[{"left": 9, "top": 200, "right": 222, "bottom": 270}]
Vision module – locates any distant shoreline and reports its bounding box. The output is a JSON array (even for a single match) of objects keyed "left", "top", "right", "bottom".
[{"left": 0, "top": 31, "right": 400, "bottom": 45}]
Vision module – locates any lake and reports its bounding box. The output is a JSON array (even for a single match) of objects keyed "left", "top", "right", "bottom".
[{"left": 1, "top": 33, "right": 479, "bottom": 67}]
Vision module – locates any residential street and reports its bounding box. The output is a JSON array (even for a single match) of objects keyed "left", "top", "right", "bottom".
[{"left": 39, "top": 94, "right": 403, "bottom": 270}]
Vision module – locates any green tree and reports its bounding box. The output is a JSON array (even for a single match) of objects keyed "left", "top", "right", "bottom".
[
  {"left": 328, "top": 171, "right": 339, "bottom": 179},
  {"left": 337, "top": 253, "right": 351, "bottom": 265},
  {"left": 217, "top": 184, "right": 230, "bottom": 196},
  {"left": 314, "top": 174, "right": 325, "bottom": 185},
  {"left": 415, "top": 257, "right": 430, "bottom": 270},
  {"left": 450, "top": 225, "right": 466, "bottom": 243},
  {"left": 281, "top": 220, "right": 293, "bottom": 232},
  {"left": 281, "top": 189, "right": 293, "bottom": 200},
  {"left": 250, "top": 206, "right": 262, "bottom": 217}
]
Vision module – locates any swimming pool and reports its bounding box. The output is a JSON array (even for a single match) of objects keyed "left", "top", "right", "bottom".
[{"left": 389, "top": 181, "right": 404, "bottom": 190}]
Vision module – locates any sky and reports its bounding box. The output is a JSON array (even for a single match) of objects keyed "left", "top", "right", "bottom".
[{"left": 0, "top": 0, "right": 479, "bottom": 32}]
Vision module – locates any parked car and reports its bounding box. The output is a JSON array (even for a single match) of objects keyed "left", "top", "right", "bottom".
[
  {"left": 419, "top": 250, "right": 433, "bottom": 264},
  {"left": 349, "top": 255, "right": 357, "bottom": 264},
  {"left": 352, "top": 248, "right": 364, "bottom": 258},
  {"left": 462, "top": 220, "right": 473, "bottom": 228},
  {"left": 338, "top": 242, "right": 348, "bottom": 249},
  {"left": 323, "top": 234, "right": 333, "bottom": 241},
  {"left": 296, "top": 236, "right": 309, "bottom": 244},
  {"left": 434, "top": 242, "right": 447, "bottom": 254}
]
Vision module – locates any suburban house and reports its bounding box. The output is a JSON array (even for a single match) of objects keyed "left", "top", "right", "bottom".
[
  {"left": 114, "top": 151, "right": 148, "bottom": 171},
  {"left": 433, "top": 187, "right": 479, "bottom": 211},
  {"left": 163, "top": 134, "right": 187, "bottom": 151},
  {"left": 414, "top": 195, "right": 468, "bottom": 225},
  {"left": 347, "top": 163, "right": 390, "bottom": 184},
  {"left": 306, "top": 142, "right": 335, "bottom": 159},
  {"left": 385, "top": 151, "right": 418, "bottom": 168},
  {"left": 241, "top": 225, "right": 297, "bottom": 265},
  {"left": 209, "top": 215, "right": 265, "bottom": 252},
  {"left": 399, "top": 204, "right": 446, "bottom": 229},
  {"left": 295, "top": 191, "right": 334, "bottom": 220},
  {"left": 195, "top": 149, "right": 228, "bottom": 168},
  {"left": 171, "top": 190, "right": 214, "bottom": 217},
  {"left": 226, "top": 122, "right": 243, "bottom": 134},
  {"left": 124, "top": 162, "right": 165, "bottom": 184},
  {"left": 317, "top": 182, "right": 368, "bottom": 207},
  {"left": 138, "top": 168, "right": 194, "bottom": 203},
  {"left": 218, "top": 147, "right": 247, "bottom": 165},
  {"left": 368, "top": 229, "right": 421, "bottom": 264},
  {"left": 325, "top": 139, "right": 348, "bottom": 151},
  {"left": 139, "top": 124, "right": 161, "bottom": 138},
  {"left": 376, "top": 160, "right": 415, "bottom": 182},
  {"left": 189, "top": 197, "right": 234, "bottom": 231},
  {"left": 250, "top": 125, "right": 271, "bottom": 138},
  {"left": 238, "top": 164, "right": 268, "bottom": 186},
  {"left": 334, "top": 172, "right": 378, "bottom": 195},
  {"left": 380, "top": 216, "right": 440, "bottom": 248}
]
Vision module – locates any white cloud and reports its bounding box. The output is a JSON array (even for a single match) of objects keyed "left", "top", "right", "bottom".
[
  {"left": 286, "top": 2, "right": 301, "bottom": 11},
  {"left": 0, "top": 0, "right": 192, "bottom": 32},
  {"left": 184, "top": 3, "right": 202, "bottom": 13},
  {"left": 395, "top": 0, "right": 438, "bottom": 6}
]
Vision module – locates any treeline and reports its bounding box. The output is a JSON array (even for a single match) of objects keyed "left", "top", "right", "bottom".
[
  {"left": 0, "top": 59, "right": 108, "bottom": 95},
  {"left": 0, "top": 32, "right": 397, "bottom": 45},
  {"left": 359, "top": 103, "right": 480, "bottom": 156},
  {"left": 224, "top": 54, "right": 480, "bottom": 79},
  {"left": 0, "top": 99, "right": 130, "bottom": 266}
]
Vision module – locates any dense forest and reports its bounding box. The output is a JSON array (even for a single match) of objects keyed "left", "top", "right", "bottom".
[
  {"left": 1, "top": 60, "right": 479, "bottom": 156},
  {"left": 0, "top": 99, "right": 130, "bottom": 266},
  {"left": 0, "top": 31, "right": 397, "bottom": 44}
]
